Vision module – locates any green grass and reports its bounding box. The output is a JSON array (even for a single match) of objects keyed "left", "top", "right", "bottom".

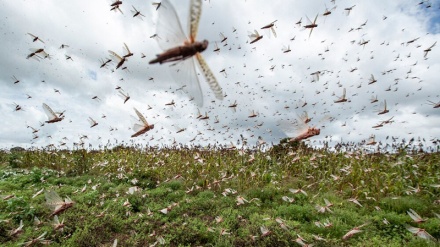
[{"left": 0, "top": 143, "right": 439, "bottom": 246}]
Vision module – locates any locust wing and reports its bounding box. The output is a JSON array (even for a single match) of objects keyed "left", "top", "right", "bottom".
[
  {"left": 45, "top": 190, "right": 64, "bottom": 211},
  {"left": 189, "top": 0, "right": 202, "bottom": 42},
  {"left": 42, "top": 103, "right": 57, "bottom": 120},
  {"left": 123, "top": 43, "right": 131, "bottom": 55},
  {"left": 155, "top": 0, "right": 188, "bottom": 50},
  {"left": 108, "top": 50, "right": 123, "bottom": 61},
  {"left": 278, "top": 118, "right": 309, "bottom": 138},
  {"left": 170, "top": 57, "right": 204, "bottom": 106},
  {"left": 131, "top": 115, "right": 146, "bottom": 133},
  {"left": 155, "top": 0, "right": 221, "bottom": 107},
  {"left": 131, "top": 110, "right": 150, "bottom": 136},
  {"left": 271, "top": 27, "right": 277, "bottom": 38},
  {"left": 132, "top": 123, "right": 146, "bottom": 134},
  {"left": 133, "top": 107, "right": 148, "bottom": 125},
  {"left": 248, "top": 30, "right": 260, "bottom": 39},
  {"left": 405, "top": 225, "right": 436, "bottom": 241},
  {"left": 196, "top": 53, "right": 223, "bottom": 101}
]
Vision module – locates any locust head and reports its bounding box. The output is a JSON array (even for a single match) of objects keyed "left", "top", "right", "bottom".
[
  {"left": 194, "top": 40, "right": 209, "bottom": 53},
  {"left": 310, "top": 128, "right": 320, "bottom": 136}
]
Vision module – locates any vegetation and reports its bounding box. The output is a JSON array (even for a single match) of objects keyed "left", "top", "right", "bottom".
[{"left": 0, "top": 141, "right": 439, "bottom": 246}]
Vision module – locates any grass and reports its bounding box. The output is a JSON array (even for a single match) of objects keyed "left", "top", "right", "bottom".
[{"left": 0, "top": 141, "right": 439, "bottom": 246}]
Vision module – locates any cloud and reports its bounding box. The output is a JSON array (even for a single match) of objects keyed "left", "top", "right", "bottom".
[{"left": 0, "top": 0, "right": 439, "bottom": 150}]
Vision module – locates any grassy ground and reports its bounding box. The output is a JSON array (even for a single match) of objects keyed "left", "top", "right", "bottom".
[{"left": 0, "top": 143, "right": 439, "bottom": 246}]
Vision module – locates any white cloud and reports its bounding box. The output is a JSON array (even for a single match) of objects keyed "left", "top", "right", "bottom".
[{"left": 0, "top": 0, "right": 439, "bottom": 150}]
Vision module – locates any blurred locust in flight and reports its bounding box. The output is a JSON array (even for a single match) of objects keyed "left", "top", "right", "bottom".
[
  {"left": 377, "top": 100, "right": 389, "bottom": 115},
  {"left": 42, "top": 103, "right": 64, "bottom": 123},
  {"left": 405, "top": 225, "right": 435, "bottom": 242},
  {"left": 149, "top": 0, "right": 223, "bottom": 106},
  {"left": 88, "top": 117, "right": 98, "bottom": 128},
  {"left": 152, "top": 2, "right": 161, "bottom": 11},
  {"left": 248, "top": 30, "right": 263, "bottom": 44},
  {"left": 279, "top": 112, "right": 328, "bottom": 142},
  {"left": 131, "top": 108, "right": 154, "bottom": 138},
  {"left": 427, "top": 100, "right": 440, "bottom": 108},
  {"left": 334, "top": 88, "right": 349, "bottom": 103},
  {"left": 260, "top": 20, "right": 277, "bottom": 38},
  {"left": 303, "top": 14, "right": 318, "bottom": 38},
  {"left": 109, "top": 43, "right": 132, "bottom": 69},
  {"left": 423, "top": 41, "right": 436, "bottom": 58},
  {"left": 45, "top": 190, "right": 74, "bottom": 216},
  {"left": 110, "top": 0, "right": 123, "bottom": 13},
  {"left": 27, "top": 33, "right": 45, "bottom": 43},
  {"left": 27, "top": 48, "right": 49, "bottom": 61},
  {"left": 131, "top": 5, "right": 145, "bottom": 20}
]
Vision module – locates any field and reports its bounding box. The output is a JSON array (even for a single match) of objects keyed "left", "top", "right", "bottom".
[{"left": 0, "top": 141, "right": 439, "bottom": 246}]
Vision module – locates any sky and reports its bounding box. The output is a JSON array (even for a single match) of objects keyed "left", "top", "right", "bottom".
[{"left": 0, "top": 0, "right": 439, "bottom": 150}]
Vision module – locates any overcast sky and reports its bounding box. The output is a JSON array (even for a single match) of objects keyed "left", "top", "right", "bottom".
[{"left": 0, "top": 0, "right": 439, "bottom": 150}]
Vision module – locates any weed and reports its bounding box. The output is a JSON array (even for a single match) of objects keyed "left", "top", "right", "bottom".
[{"left": 0, "top": 146, "right": 439, "bottom": 246}]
